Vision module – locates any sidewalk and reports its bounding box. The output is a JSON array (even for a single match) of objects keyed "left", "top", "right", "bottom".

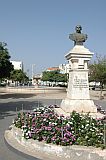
[
  {"left": 89, "top": 90, "right": 106, "bottom": 100},
  {"left": 0, "top": 87, "right": 106, "bottom": 100}
]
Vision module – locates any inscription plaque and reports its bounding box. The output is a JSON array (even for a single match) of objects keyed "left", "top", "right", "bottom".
[{"left": 73, "top": 78, "right": 88, "bottom": 88}]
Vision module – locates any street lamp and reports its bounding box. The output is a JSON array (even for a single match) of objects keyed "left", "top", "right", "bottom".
[
  {"left": 26, "top": 69, "right": 29, "bottom": 77},
  {"left": 32, "top": 64, "right": 35, "bottom": 85}
]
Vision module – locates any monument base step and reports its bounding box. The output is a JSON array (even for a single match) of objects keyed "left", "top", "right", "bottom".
[
  {"left": 54, "top": 107, "right": 104, "bottom": 119},
  {"left": 60, "top": 98, "right": 97, "bottom": 113}
]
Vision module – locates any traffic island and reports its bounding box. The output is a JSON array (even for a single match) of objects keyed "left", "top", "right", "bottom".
[{"left": 4, "top": 125, "right": 106, "bottom": 160}]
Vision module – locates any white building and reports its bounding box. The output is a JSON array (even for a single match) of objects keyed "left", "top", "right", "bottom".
[
  {"left": 46, "top": 64, "right": 69, "bottom": 74},
  {"left": 11, "top": 61, "right": 23, "bottom": 71},
  {"left": 59, "top": 64, "right": 69, "bottom": 74}
]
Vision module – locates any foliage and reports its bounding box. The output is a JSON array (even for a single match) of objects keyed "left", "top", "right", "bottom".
[
  {"left": 10, "top": 69, "right": 28, "bottom": 84},
  {"left": 89, "top": 55, "right": 106, "bottom": 99},
  {"left": 89, "top": 56, "right": 106, "bottom": 87},
  {"left": 13, "top": 106, "right": 106, "bottom": 148},
  {"left": 42, "top": 71, "right": 67, "bottom": 83},
  {"left": 0, "top": 42, "right": 14, "bottom": 79}
]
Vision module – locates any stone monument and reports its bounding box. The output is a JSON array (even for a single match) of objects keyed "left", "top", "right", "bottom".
[{"left": 60, "top": 25, "right": 97, "bottom": 113}]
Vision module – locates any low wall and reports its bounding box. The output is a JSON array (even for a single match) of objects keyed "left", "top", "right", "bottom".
[{"left": 4, "top": 125, "right": 106, "bottom": 160}]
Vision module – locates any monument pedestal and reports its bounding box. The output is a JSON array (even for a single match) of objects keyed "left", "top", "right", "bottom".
[
  {"left": 61, "top": 98, "right": 97, "bottom": 113},
  {"left": 60, "top": 45, "right": 97, "bottom": 114}
]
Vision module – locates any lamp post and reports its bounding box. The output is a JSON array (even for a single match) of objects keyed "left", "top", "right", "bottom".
[
  {"left": 26, "top": 69, "right": 29, "bottom": 78},
  {"left": 32, "top": 64, "right": 35, "bottom": 85}
]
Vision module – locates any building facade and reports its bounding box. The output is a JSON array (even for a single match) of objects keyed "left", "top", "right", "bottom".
[
  {"left": 59, "top": 64, "right": 69, "bottom": 74},
  {"left": 46, "top": 64, "right": 69, "bottom": 74},
  {"left": 11, "top": 61, "right": 23, "bottom": 71}
]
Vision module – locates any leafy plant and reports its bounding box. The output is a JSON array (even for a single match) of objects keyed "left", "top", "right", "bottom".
[{"left": 13, "top": 105, "right": 106, "bottom": 149}]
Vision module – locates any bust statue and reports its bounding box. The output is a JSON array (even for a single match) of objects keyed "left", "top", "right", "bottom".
[{"left": 69, "top": 25, "right": 88, "bottom": 46}]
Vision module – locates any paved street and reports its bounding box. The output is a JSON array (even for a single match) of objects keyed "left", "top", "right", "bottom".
[
  {"left": 0, "top": 93, "right": 62, "bottom": 160},
  {"left": 0, "top": 92, "right": 106, "bottom": 160}
]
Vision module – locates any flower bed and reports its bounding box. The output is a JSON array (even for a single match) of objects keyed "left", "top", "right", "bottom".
[{"left": 13, "top": 105, "right": 106, "bottom": 149}]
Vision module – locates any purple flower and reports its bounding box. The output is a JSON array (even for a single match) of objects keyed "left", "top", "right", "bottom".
[
  {"left": 51, "top": 136, "right": 56, "bottom": 141},
  {"left": 47, "top": 127, "right": 52, "bottom": 131}
]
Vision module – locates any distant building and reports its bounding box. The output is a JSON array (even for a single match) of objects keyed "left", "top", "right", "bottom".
[
  {"left": 46, "top": 67, "right": 60, "bottom": 72},
  {"left": 59, "top": 64, "right": 69, "bottom": 74},
  {"left": 32, "top": 74, "right": 42, "bottom": 86},
  {"left": 46, "top": 64, "right": 69, "bottom": 74},
  {"left": 11, "top": 61, "right": 23, "bottom": 71}
]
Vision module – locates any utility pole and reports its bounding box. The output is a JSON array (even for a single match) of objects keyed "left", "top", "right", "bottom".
[{"left": 32, "top": 64, "right": 35, "bottom": 85}]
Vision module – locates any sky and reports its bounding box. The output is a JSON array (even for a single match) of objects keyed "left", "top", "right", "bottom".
[{"left": 0, "top": 0, "right": 106, "bottom": 77}]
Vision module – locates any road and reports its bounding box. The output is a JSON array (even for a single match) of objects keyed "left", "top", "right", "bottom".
[
  {"left": 0, "top": 93, "right": 62, "bottom": 160},
  {"left": 0, "top": 93, "right": 106, "bottom": 160}
]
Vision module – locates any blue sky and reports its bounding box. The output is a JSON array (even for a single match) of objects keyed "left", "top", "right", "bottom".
[{"left": 0, "top": 0, "right": 106, "bottom": 77}]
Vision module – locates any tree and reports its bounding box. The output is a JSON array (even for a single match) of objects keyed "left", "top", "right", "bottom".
[
  {"left": 41, "top": 71, "right": 51, "bottom": 82},
  {"left": 0, "top": 42, "right": 14, "bottom": 80},
  {"left": 10, "top": 69, "right": 29, "bottom": 85},
  {"left": 41, "top": 71, "right": 67, "bottom": 86},
  {"left": 89, "top": 55, "right": 106, "bottom": 99}
]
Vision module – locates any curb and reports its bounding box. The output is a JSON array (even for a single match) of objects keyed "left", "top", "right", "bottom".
[
  {"left": 4, "top": 131, "right": 40, "bottom": 160},
  {"left": 4, "top": 128, "right": 106, "bottom": 160}
]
